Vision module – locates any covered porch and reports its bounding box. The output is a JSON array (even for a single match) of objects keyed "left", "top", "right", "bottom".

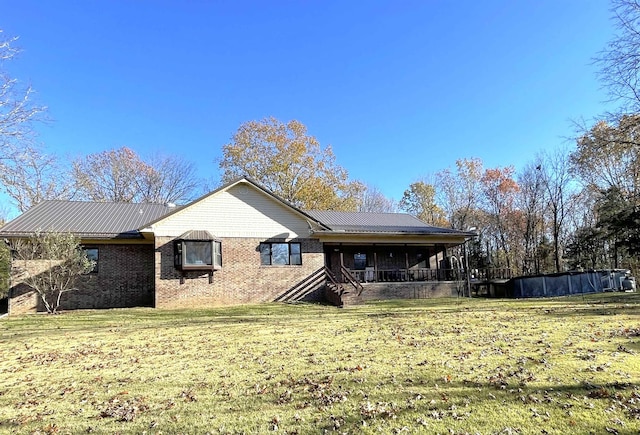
[
  {"left": 324, "top": 243, "right": 467, "bottom": 284},
  {"left": 307, "top": 210, "right": 476, "bottom": 306}
]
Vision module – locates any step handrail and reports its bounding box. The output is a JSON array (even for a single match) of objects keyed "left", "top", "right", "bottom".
[
  {"left": 341, "top": 265, "right": 364, "bottom": 296},
  {"left": 324, "top": 266, "right": 345, "bottom": 296}
]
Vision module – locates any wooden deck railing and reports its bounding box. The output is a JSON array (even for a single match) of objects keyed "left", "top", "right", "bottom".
[
  {"left": 345, "top": 267, "right": 513, "bottom": 284},
  {"left": 472, "top": 268, "right": 512, "bottom": 281}
]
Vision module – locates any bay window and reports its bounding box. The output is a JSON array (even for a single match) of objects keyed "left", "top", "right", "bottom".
[{"left": 174, "top": 239, "right": 222, "bottom": 270}]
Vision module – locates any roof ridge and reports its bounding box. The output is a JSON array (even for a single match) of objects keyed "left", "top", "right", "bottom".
[
  {"left": 307, "top": 209, "right": 413, "bottom": 216},
  {"left": 34, "top": 199, "right": 169, "bottom": 206}
]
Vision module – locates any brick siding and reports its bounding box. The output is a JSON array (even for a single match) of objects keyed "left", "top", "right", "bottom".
[
  {"left": 155, "top": 237, "right": 325, "bottom": 309},
  {"left": 9, "top": 244, "right": 155, "bottom": 315},
  {"left": 340, "top": 281, "right": 463, "bottom": 306}
]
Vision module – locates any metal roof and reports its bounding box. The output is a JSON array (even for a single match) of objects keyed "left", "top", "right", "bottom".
[
  {"left": 178, "top": 230, "right": 218, "bottom": 241},
  {"left": 0, "top": 201, "right": 174, "bottom": 239},
  {"left": 306, "top": 210, "right": 469, "bottom": 235}
]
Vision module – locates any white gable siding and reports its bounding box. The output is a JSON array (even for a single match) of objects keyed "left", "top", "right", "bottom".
[{"left": 151, "top": 183, "right": 311, "bottom": 239}]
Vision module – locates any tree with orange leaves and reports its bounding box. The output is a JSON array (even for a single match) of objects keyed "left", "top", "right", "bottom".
[
  {"left": 481, "top": 166, "right": 520, "bottom": 272},
  {"left": 219, "top": 117, "right": 363, "bottom": 211}
]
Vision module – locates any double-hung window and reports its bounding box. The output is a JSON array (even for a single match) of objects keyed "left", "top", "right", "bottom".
[{"left": 260, "top": 242, "right": 301, "bottom": 266}]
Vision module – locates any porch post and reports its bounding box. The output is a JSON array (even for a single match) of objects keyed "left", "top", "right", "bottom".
[
  {"left": 436, "top": 246, "right": 441, "bottom": 280},
  {"left": 374, "top": 251, "right": 378, "bottom": 282},
  {"left": 464, "top": 241, "right": 471, "bottom": 297},
  {"left": 339, "top": 251, "right": 344, "bottom": 283},
  {"left": 405, "top": 248, "right": 409, "bottom": 281}
]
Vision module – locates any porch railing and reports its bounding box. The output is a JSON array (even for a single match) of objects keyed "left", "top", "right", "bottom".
[
  {"left": 345, "top": 267, "right": 513, "bottom": 284},
  {"left": 472, "top": 268, "right": 512, "bottom": 281}
]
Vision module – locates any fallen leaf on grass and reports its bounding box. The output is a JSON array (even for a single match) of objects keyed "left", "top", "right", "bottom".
[
  {"left": 98, "top": 395, "right": 148, "bottom": 422},
  {"left": 180, "top": 389, "right": 197, "bottom": 402}
]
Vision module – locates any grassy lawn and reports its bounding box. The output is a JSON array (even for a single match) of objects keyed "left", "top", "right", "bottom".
[{"left": 0, "top": 293, "right": 639, "bottom": 434}]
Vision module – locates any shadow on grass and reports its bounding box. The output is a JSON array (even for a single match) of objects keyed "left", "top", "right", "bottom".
[
  {"left": 250, "top": 374, "right": 640, "bottom": 434},
  {"left": 0, "top": 302, "right": 342, "bottom": 341},
  {"left": 310, "top": 377, "right": 640, "bottom": 433},
  {"left": 2, "top": 293, "right": 638, "bottom": 342},
  {"left": 538, "top": 292, "right": 640, "bottom": 319}
]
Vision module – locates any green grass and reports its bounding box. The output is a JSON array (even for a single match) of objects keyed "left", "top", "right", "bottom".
[{"left": 1, "top": 293, "right": 639, "bottom": 434}]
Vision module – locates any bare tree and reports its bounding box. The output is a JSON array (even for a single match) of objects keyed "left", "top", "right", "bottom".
[
  {"left": 0, "top": 31, "right": 61, "bottom": 212},
  {"left": 358, "top": 185, "right": 396, "bottom": 213},
  {"left": 0, "top": 146, "right": 74, "bottom": 212},
  {"left": 595, "top": 0, "right": 640, "bottom": 113},
  {"left": 136, "top": 153, "right": 200, "bottom": 204},
  {"left": 517, "top": 159, "right": 546, "bottom": 274},
  {"left": 0, "top": 219, "right": 8, "bottom": 299},
  {"left": 539, "top": 147, "right": 576, "bottom": 273},
  {"left": 0, "top": 204, "right": 9, "bottom": 225},
  {"left": 0, "top": 31, "right": 47, "bottom": 158},
  {"left": 73, "top": 147, "right": 199, "bottom": 204},
  {"left": 10, "top": 231, "right": 94, "bottom": 313},
  {"left": 73, "top": 147, "right": 144, "bottom": 202}
]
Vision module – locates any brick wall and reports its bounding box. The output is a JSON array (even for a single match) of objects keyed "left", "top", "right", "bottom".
[
  {"left": 8, "top": 259, "right": 52, "bottom": 315},
  {"left": 341, "top": 281, "right": 463, "bottom": 306},
  {"left": 155, "top": 237, "right": 325, "bottom": 309},
  {"left": 9, "top": 244, "right": 155, "bottom": 315},
  {"left": 9, "top": 281, "right": 41, "bottom": 315}
]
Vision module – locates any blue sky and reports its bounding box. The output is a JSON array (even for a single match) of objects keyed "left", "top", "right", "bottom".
[{"left": 2, "top": 1, "right": 616, "bottom": 216}]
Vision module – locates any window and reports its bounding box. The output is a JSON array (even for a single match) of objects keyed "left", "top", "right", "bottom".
[
  {"left": 354, "top": 253, "right": 367, "bottom": 270},
  {"left": 174, "top": 240, "right": 222, "bottom": 270},
  {"left": 213, "top": 241, "right": 222, "bottom": 268},
  {"left": 83, "top": 247, "right": 99, "bottom": 273},
  {"left": 184, "top": 241, "right": 212, "bottom": 266},
  {"left": 260, "top": 242, "right": 302, "bottom": 266}
]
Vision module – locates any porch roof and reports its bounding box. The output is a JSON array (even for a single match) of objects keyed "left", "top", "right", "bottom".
[{"left": 306, "top": 210, "right": 472, "bottom": 236}]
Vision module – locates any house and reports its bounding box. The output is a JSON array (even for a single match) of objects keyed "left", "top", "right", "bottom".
[{"left": 0, "top": 177, "right": 474, "bottom": 315}]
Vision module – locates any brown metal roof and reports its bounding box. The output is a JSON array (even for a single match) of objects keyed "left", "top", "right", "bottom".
[
  {"left": 0, "top": 201, "right": 174, "bottom": 239},
  {"left": 306, "top": 210, "right": 471, "bottom": 235},
  {"left": 178, "top": 230, "right": 218, "bottom": 241}
]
